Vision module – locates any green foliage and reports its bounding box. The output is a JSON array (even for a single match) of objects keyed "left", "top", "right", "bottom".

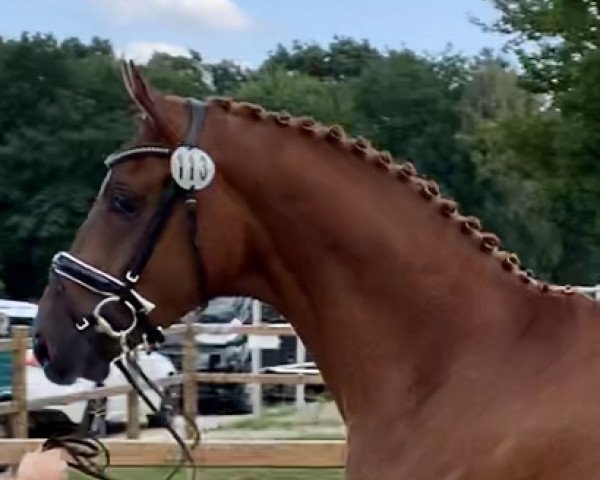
[
  {"left": 454, "top": 59, "right": 561, "bottom": 275},
  {"left": 144, "top": 51, "right": 211, "bottom": 98},
  {"left": 0, "top": 35, "right": 217, "bottom": 298},
  {"left": 262, "top": 36, "right": 381, "bottom": 81},
  {"left": 481, "top": 0, "right": 600, "bottom": 95},
  {"left": 475, "top": 0, "right": 600, "bottom": 283},
  {"left": 206, "top": 59, "right": 251, "bottom": 95},
  {"left": 352, "top": 49, "right": 476, "bottom": 202},
  {"left": 0, "top": 34, "right": 131, "bottom": 298},
  {"left": 233, "top": 67, "right": 357, "bottom": 128},
  {"left": 2, "top": 19, "right": 600, "bottom": 298}
]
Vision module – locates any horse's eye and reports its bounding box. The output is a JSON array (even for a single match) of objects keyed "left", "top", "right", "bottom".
[{"left": 109, "top": 193, "right": 139, "bottom": 217}]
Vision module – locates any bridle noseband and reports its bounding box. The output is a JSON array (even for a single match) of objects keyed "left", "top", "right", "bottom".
[{"left": 50, "top": 98, "right": 209, "bottom": 349}]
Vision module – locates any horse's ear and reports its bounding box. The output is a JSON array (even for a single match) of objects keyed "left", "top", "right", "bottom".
[{"left": 120, "top": 60, "right": 179, "bottom": 144}]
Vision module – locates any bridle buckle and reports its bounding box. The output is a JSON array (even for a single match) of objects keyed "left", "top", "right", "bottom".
[
  {"left": 125, "top": 271, "right": 140, "bottom": 283},
  {"left": 75, "top": 317, "right": 91, "bottom": 332}
]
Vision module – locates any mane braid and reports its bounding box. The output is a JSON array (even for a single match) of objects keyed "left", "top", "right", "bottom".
[{"left": 208, "top": 97, "right": 582, "bottom": 300}]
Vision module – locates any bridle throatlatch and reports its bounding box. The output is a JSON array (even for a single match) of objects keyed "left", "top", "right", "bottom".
[{"left": 45, "top": 98, "right": 214, "bottom": 480}]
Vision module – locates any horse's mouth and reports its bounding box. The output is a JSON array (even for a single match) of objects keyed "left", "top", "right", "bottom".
[
  {"left": 42, "top": 362, "right": 79, "bottom": 386},
  {"left": 34, "top": 333, "right": 110, "bottom": 385},
  {"left": 43, "top": 356, "right": 110, "bottom": 385}
]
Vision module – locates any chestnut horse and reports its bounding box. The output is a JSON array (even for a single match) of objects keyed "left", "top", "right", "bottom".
[{"left": 34, "top": 62, "right": 600, "bottom": 479}]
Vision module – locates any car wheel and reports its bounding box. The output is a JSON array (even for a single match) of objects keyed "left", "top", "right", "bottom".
[
  {"left": 88, "top": 413, "right": 108, "bottom": 437},
  {"left": 84, "top": 397, "right": 108, "bottom": 437},
  {"left": 227, "top": 384, "right": 252, "bottom": 414}
]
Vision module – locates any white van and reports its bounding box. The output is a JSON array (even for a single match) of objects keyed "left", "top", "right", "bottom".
[
  {"left": 0, "top": 299, "right": 177, "bottom": 437},
  {"left": 0, "top": 299, "right": 38, "bottom": 336}
]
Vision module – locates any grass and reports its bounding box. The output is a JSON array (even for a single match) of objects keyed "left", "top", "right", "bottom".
[
  {"left": 72, "top": 467, "right": 344, "bottom": 479},
  {"left": 221, "top": 403, "right": 343, "bottom": 432}
]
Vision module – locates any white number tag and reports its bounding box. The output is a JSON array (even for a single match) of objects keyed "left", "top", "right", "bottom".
[{"left": 170, "top": 146, "right": 216, "bottom": 191}]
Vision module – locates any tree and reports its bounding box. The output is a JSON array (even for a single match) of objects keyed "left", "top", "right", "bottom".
[
  {"left": 145, "top": 51, "right": 211, "bottom": 98},
  {"left": 457, "top": 62, "right": 562, "bottom": 275},
  {"left": 205, "top": 59, "right": 250, "bottom": 95},
  {"left": 0, "top": 35, "right": 213, "bottom": 299},
  {"left": 0, "top": 34, "right": 133, "bottom": 298},
  {"left": 481, "top": 0, "right": 600, "bottom": 95},
  {"left": 233, "top": 66, "right": 357, "bottom": 128},
  {"left": 477, "top": 0, "right": 600, "bottom": 284},
  {"left": 352, "top": 50, "right": 470, "bottom": 197},
  {"left": 263, "top": 36, "right": 381, "bottom": 81}
]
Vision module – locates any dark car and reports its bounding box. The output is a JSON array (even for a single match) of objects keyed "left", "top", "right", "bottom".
[
  {"left": 160, "top": 297, "right": 320, "bottom": 413},
  {"left": 160, "top": 297, "right": 253, "bottom": 413}
]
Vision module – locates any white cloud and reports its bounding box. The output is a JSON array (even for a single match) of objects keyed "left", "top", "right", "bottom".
[
  {"left": 96, "top": 0, "right": 252, "bottom": 31},
  {"left": 117, "top": 41, "right": 191, "bottom": 63},
  {"left": 115, "top": 42, "right": 256, "bottom": 70}
]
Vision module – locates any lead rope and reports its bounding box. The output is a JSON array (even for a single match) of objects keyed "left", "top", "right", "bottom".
[
  {"left": 41, "top": 436, "right": 112, "bottom": 480},
  {"left": 41, "top": 351, "right": 200, "bottom": 480},
  {"left": 115, "top": 354, "right": 200, "bottom": 480}
]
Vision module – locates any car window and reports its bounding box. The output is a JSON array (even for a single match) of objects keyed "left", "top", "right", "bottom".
[{"left": 201, "top": 297, "right": 252, "bottom": 323}]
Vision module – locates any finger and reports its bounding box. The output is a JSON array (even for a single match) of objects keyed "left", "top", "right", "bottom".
[
  {"left": 57, "top": 448, "right": 73, "bottom": 463},
  {"left": 47, "top": 448, "right": 70, "bottom": 464},
  {"left": 44, "top": 448, "right": 62, "bottom": 459}
]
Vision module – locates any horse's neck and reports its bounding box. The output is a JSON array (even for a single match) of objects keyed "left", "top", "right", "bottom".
[{"left": 206, "top": 109, "right": 584, "bottom": 423}]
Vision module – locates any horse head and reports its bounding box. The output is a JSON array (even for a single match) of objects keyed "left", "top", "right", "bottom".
[{"left": 33, "top": 62, "right": 250, "bottom": 384}]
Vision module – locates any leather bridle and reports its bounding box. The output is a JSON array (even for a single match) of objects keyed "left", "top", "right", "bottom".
[{"left": 49, "top": 98, "right": 209, "bottom": 350}]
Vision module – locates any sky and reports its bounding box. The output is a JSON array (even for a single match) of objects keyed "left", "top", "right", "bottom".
[{"left": 1, "top": 0, "right": 508, "bottom": 67}]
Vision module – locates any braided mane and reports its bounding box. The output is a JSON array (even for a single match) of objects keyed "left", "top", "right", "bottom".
[{"left": 209, "top": 97, "right": 578, "bottom": 298}]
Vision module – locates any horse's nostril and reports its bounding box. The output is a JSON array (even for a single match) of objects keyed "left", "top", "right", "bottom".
[{"left": 33, "top": 334, "right": 51, "bottom": 367}]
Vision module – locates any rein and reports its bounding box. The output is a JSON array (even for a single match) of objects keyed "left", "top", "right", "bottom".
[
  {"left": 42, "top": 352, "right": 200, "bottom": 480},
  {"left": 41, "top": 98, "right": 214, "bottom": 479}
]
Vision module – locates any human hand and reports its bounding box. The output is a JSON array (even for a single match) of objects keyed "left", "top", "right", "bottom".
[{"left": 15, "top": 448, "right": 68, "bottom": 480}]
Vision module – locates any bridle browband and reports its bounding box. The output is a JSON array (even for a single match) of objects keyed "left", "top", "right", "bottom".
[{"left": 50, "top": 98, "right": 208, "bottom": 349}]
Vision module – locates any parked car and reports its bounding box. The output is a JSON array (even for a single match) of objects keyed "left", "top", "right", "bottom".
[
  {"left": 160, "top": 297, "right": 320, "bottom": 413},
  {"left": 0, "top": 299, "right": 178, "bottom": 437},
  {"left": 261, "top": 361, "right": 326, "bottom": 403},
  {"left": 0, "top": 299, "right": 38, "bottom": 399},
  {"left": 257, "top": 302, "right": 315, "bottom": 368},
  {"left": 24, "top": 348, "right": 178, "bottom": 435},
  {"left": 160, "top": 297, "right": 253, "bottom": 413},
  {"left": 2, "top": 348, "right": 178, "bottom": 437}
]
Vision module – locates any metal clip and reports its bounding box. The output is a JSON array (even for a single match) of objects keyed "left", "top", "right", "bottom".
[{"left": 75, "top": 317, "right": 90, "bottom": 331}]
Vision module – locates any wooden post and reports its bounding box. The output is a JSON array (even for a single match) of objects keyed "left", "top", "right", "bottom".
[
  {"left": 182, "top": 311, "right": 200, "bottom": 480},
  {"left": 10, "top": 326, "right": 28, "bottom": 438},
  {"left": 295, "top": 338, "right": 307, "bottom": 411},
  {"left": 182, "top": 311, "right": 198, "bottom": 441},
  {"left": 251, "top": 300, "right": 262, "bottom": 418},
  {"left": 126, "top": 350, "right": 140, "bottom": 439}
]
